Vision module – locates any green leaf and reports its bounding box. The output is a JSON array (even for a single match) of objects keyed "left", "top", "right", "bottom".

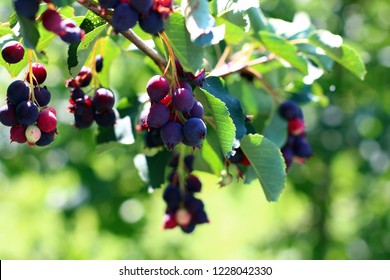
[
  {"left": 164, "top": 12, "right": 204, "bottom": 73},
  {"left": 0, "top": 24, "right": 14, "bottom": 37},
  {"left": 96, "top": 37, "right": 121, "bottom": 87},
  {"left": 18, "top": 16, "right": 40, "bottom": 49},
  {"left": 308, "top": 30, "right": 367, "bottom": 80},
  {"left": 201, "top": 76, "right": 247, "bottom": 140},
  {"left": 146, "top": 150, "right": 172, "bottom": 189},
  {"left": 196, "top": 87, "right": 236, "bottom": 157},
  {"left": 262, "top": 112, "right": 288, "bottom": 148},
  {"left": 52, "top": 0, "right": 75, "bottom": 7},
  {"left": 259, "top": 31, "right": 308, "bottom": 74},
  {"left": 96, "top": 116, "right": 135, "bottom": 146},
  {"left": 240, "top": 134, "right": 286, "bottom": 202}
]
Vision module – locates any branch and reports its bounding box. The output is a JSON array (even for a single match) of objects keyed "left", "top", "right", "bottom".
[{"left": 76, "top": 0, "right": 167, "bottom": 72}]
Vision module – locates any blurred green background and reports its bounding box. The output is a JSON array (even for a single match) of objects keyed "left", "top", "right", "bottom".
[{"left": 1, "top": 0, "right": 390, "bottom": 259}]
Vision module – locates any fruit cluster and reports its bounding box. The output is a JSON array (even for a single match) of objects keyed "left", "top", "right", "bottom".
[
  {"left": 139, "top": 74, "right": 207, "bottom": 150},
  {"left": 0, "top": 63, "right": 57, "bottom": 146},
  {"left": 13, "top": 1, "right": 84, "bottom": 44},
  {"left": 98, "top": 0, "right": 173, "bottom": 35},
  {"left": 279, "top": 100, "right": 312, "bottom": 169},
  {"left": 66, "top": 64, "right": 117, "bottom": 129},
  {"left": 163, "top": 154, "right": 209, "bottom": 233}
]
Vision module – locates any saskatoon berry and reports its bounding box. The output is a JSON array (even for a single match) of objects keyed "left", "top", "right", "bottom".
[
  {"left": 184, "top": 195, "right": 204, "bottom": 215},
  {"left": 0, "top": 104, "right": 18, "bottom": 126},
  {"left": 37, "top": 109, "right": 57, "bottom": 133},
  {"left": 27, "top": 63, "right": 47, "bottom": 85},
  {"left": 76, "top": 66, "right": 92, "bottom": 87},
  {"left": 163, "top": 214, "right": 178, "bottom": 229},
  {"left": 70, "top": 88, "right": 85, "bottom": 101},
  {"left": 25, "top": 125, "right": 41, "bottom": 145},
  {"left": 189, "top": 101, "right": 204, "bottom": 118},
  {"left": 59, "top": 19, "right": 83, "bottom": 44},
  {"left": 72, "top": 95, "right": 94, "bottom": 115},
  {"left": 288, "top": 118, "right": 305, "bottom": 135},
  {"left": 7, "top": 80, "right": 29, "bottom": 105},
  {"left": 13, "top": 0, "right": 40, "bottom": 20},
  {"left": 93, "top": 88, "right": 115, "bottom": 111},
  {"left": 10, "top": 125, "right": 27, "bottom": 144},
  {"left": 175, "top": 209, "right": 191, "bottom": 226},
  {"left": 163, "top": 184, "right": 181, "bottom": 209},
  {"left": 293, "top": 137, "right": 312, "bottom": 158},
  {"left": 184, "top": 155, "right": 194, "bottom": 172},
  {"left": 172, "top": 88, "right": 194, "bottom": 113},
  {"left": 41, "top": 9, "right": 62, "bottom": 33},
  {"left": 281, "top": 146, "right": 294, "bottom": 169},
  {"left": 147, "top": 103, "right": 170, "bottom": 128},
  {"left": 179, "top": 81, "right": 192, "bottom": 92},
  {"left": 95, "top": 55, "right": 103, "bottom": 73},
  {"left": 98, "top": 0, "right": 120, "bottom": 9},
  {"left": 146, "top": 75, "right": 170, "bottom": 102},
  {"left": 181, "top": 223, "right": 196, "bottom": 234},
  {"left": 74, "top": 112, "right": 95, "bottom": 129},
  {"left": 139, "top": 10, "right": 164, "bottom": 35},
  {"left": 95, "top": 109, "right": 116, "bottom": 127},
  {"left": 229, "top": 148, "right": 243, "bottom": 163},
  {"left": 182, "top": 136, "right": 202, "bottom": 148},
  {"left": 36, "top": 131, "right": 56, "bottom": 147},
  {"left": 112, "top": 3, "right": 139, "bottom": 32},
  {"left": 168, "top": 154, "right": 179, "bottom": 168},
  {"left": 160, "top": 122, "right": 183, "bottom": 150},
  {"left": 279, "top": 100, "right": 303, "bottom": 120},
  {"left": 183, "top": 118, "right": 207, "bottom": 142},
  {"left": 34, "top": 86, "right": 51, "bottom": 107},
  {"left": 15, "top": 101, "right": 39, "bottom": 126},
  {"left": 131, "top": 0, "right": 153, "bottom": 14},
  {"left": 191, "top": 210, "right": 209, "bottom": 224},
  {"left": 185, "top": 175, "right": 202, "bottom": 193},
  {"left": 1, "top": 41, "right": 25, "bottom": 64}
]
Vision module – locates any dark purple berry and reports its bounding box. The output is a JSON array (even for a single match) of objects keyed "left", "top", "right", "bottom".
[
  {"left": 185, "top": 175, "right": 202, "bottom": 193},
  {"left": 183, "top": 118, "right": 207, "bottom": 142},
  {"left": 168, "top": 153, "right": 179, "bottom": 168},
  {"left": 93, "top": 88, "right": 115, "bottom": 111},
  {"left": 182, "top": 136, "right": 202, "bottom": 148},
  {"left": 184, "top": 155, "right": 194, "bottom": 172},
  {"left": 139, "top": 10, "right": 164, "bottom": 35},
  {"left": 74, "top": 113, "right": 94, "bottom": 129},
  {"left": 172, "top": 88, "right": 194, "bottom": 113},
  {"left": 10, "top": 125, "right": 27, "bottom": 143},
  {"left": 147, "top": 103, "right": 170, "bottom": 128},
  {"left": 59, "top": 19, "right": 83, "bottom": 44},
  {"left": 95, "top": 55, "right": 103, "bottom": 73},
  {"left": 131, "top": 0, "right": 153, "bottom": 14},
  {"left": 76, "top": 66, "right": 92, "bottom": 87},
  {"left": 281, "top": 146, "right": 294, "bottom": 169},
  {"left": 293, "top": 137, "right": 312, "bottom": 158},
  {"left": 95, "top": 109, "right": 116, "bottom": 127},
  {"left": 15, "top": 101, "right": 38, "bottom": 126},
  {"left": 189, "top": 101, "right": 204, "bottom": 118},
  {"left": 1, "top": 41, "right": 25, "bottom": 64},
  {"left": 180, "top": 223, "right": 196, "bottom": 234},
  {"left": 34, "top": 86, "right": 51, "bottom": 107},
  {"left": 146, "top": 75, "right": 170, "bottom": 102},
  {"left": 35, "top": 131, "right": 56, "bottom": 146},
  {"left": 279, "top": 100, "right": 303, "bottom": 120},
  {"left": 160, "top": 122, "right": 183, "bottom": 150},
  {"left": 26, "top": 63, "right": 47, "bottom": 85},
  {"left": 112, "top": 3, "right": 139, "bottom": 32},
  {"left": 229, "top": 148, "right": 243, "bottom": 163},
  {"left": 71, "top": 95, "right": 94, "bottom": 116},
  {"left": 163, "top": 184, "right": 181, "bottom": 209},
  {"left": 13, "top": 0, "right": 40, "bottom": 20},
  {"left": 7, "top": 80, "right": 29, "bottom": 105},
  {"left": 98, "top": 0, "right": 120, "bottom": 9},
  {"left": 0, "top": 104, "right": 18, "bottom": 126},
  {"left": 70, "top": 88, "right": 85, "bottom": 101},
  {"left": 41, "top": 9, "right": 62, "bottom": 33}
]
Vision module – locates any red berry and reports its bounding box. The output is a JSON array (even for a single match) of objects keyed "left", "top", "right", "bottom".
[
  {"left": 10, "top": 125, "right": 27, "bottom": 144},
  {"left": 1, "top": 41, "right": 25, "bottom": 64},
  {"left": 41, "top": 9, "right": 62, "bottom": 33},
  {"left": 288, "top": 118, "right": 305, "bottom": 135},
  {"left": 27, "top": 63, "right": 47, "bottom": 85},
  {"left": 37, "top": 108, "right": 57, "bottom": 133}
]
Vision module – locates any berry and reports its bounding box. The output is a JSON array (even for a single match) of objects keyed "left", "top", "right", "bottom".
[
  {"left": 288, "top": 118, "right": 305, "bottom": 135},
  {"left": 184, "top": 155, "right": 194, "bottom": 172},
  {"left": 163, "top": 185, "right": 181, "bottom": 209},
  {"left": 180, "top": 223, "right": 196, "bottom": 233},
  {"left": 179, "top": 81, "right": 192, "bottom": 92},
  {"left": 1, "top": 41, "right": 25, "bottom": 64},
  {"left": 72, "top": 95, "right": 94, "bottom": 115},
  {"left": 146, "top": 75, "right": 170, "bottom": 102},
  {"left": 41, "top": 9, "right": 62, "bottom": 33},
  {"left": 95, "top": 55, "right": 103, "bottom": 72},
  {"left": 98, "top": 0, "right": 120, "bottom": 9},
  {"left": 281, "top": 146, "right": 294, "bottom": 169},
  {"left": 160, "top": 122, "right": 183, "bottom": 150},
  {"left": 59, "top": 19, "right": 83, "bottom": 44},
  {"left": 27, "top": 63, "right": 47, "bottom": 85},
  {"left": 229, "top": 148, "right": 243, "bottom": 163},
  {"left": 70, "top": 88, "right": 85, "bottom": 101},
  {"left": 172, "top": 88, "right": 194, "bottom": 113},
  {"left": 37, "top": 109, "right": 57, "bottom": 133},
  {"left": 163, "top": 214, "right": 178, "bottom": 229},
  {"left": 112, "top": 3, "right": 139, "bottom": 32},
  {"left": 183, "top": 118, "right": 207, "bottom": 142},
  {"left": 95, "top": 109, "right": 116, "bottom": 127},
  {"left": 131, "top": 0, "right": 153, "bottom": 14},
  {"left": 279, "top": 100, "right": 303, "bottom": 120},
  {"left": 139, "top": 10, "right": 164, "bottom": 35},
  {"left": 186, "top": 175, "right": 202, "bottom": 193},
  {"left": 74, "top": 113, "right": 94, "bottom": 129},
  {"left": 15, "top": 101, "right": 39, "bottom": 126},
  {"left": 293, "top": 137, "right": 312, "bottom": 158},
  {"left": 189, "top": 101, "right": 204, "bottom": 118},
  {"left": 10, "top": 125, "right": 27, "bottom": 143},
  {"left": 7, "top": 80, "right": 29, "bottom": 105},
  {"left": 36, "top": 131, "right": 56, "bottom": 147},
  {"left": 175, "top": 209, "right": 191, "bottom": 226},
  {"left": 25, "top": 125, "right": 41, "bottom": 145},
  {"left": 13, "top": 0, "right": 40, "bottom": 20},
  {"left": 76, "top": 66, "right": 92, "bottom": 87},
  {"left": 33, "top": 86, "right": 51, "bottom": 107},
  {"left": 182, "top": 136, "right": 202, "bottom": 148},
  {"left": 0, "top": 104, "right": 18, "bottom": 126},
  {"left": 93, "top": 88, "right": 115, "bottom": 111},
  {"left": 147, "top": 103, "right": 170, "bottom": 128}
]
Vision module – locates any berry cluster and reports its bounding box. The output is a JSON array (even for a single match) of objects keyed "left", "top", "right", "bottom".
[
  {"left": 13, "top": 1, "right": 84, "bottom": 44},
  {"left": 139, "top": 74, "right": 207, "bottom": 150},
  {"left": 163, "top": 154, "right": 209, "bottom": 233},
  {"left": 0, "top": 63, "right": 57, "bottom": 146},
  {"left": 279, "top": 100, "right": 312, "bottom": 169},
  {"left": 66, "top": 64, "right": 117, "bottom": 129},
  {"left": 98, "top": 0, "right": 173, "bottom": 35}
]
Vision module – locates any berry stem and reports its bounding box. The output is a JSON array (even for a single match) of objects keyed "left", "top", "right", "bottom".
[
  {"left": 177, "top": 143, "right": 187, "bottom": 194},
  {"left": 159, "top": 31, "right": 180, "bottom": 91}
]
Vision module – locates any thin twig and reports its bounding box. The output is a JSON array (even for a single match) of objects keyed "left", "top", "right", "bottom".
[{"left": 76, "top": 0, "right": 167, "bottom": 72}]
